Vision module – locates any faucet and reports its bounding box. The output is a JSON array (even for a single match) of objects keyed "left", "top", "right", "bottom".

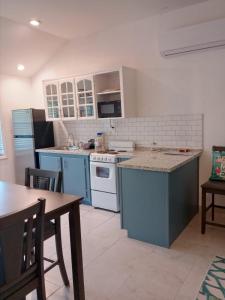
[{"left": 67, "top": 133, "right": 74, "bottom": 147}]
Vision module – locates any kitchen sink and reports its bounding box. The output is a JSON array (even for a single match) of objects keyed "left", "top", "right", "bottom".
[{"left": 54, "top": 146, "right": 80, "bottom": 151}]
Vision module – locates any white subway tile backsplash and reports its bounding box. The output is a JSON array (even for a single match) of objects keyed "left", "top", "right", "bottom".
[{"left": 55, "top": 114, "right": 203, "bottom": 149}]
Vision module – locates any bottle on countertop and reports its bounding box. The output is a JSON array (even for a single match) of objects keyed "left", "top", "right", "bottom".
[{"left": 95, "top": 132, "right": 105, "bottom": 153}]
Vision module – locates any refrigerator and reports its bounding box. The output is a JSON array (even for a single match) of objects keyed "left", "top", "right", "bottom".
[{"left": 12, "top": 109, "right": 55, "bottom": 185}]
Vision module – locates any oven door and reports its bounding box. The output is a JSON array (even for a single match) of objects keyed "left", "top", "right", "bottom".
[{"left": 90, "top": 161, "right": 116, "bottom": 194}]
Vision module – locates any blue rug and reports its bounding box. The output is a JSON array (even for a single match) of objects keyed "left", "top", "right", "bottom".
[{"left": 196, "top": 256, "right": 225, "bottom": 300}]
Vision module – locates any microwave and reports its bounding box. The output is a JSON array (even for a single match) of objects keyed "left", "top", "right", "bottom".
[{"left": 97, "top": 100, "right": 122, "bottom": 118}]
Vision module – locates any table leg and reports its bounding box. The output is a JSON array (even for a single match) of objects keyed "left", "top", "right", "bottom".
[{"left": 69, "top": 203, "right": 85, "bottom": 300}]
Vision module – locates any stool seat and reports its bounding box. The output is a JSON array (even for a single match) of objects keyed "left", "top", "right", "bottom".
[{"left": 201, "top": 180, "right": 225, "bottom": 193}]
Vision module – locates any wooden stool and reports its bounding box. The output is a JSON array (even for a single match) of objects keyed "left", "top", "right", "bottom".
[{"left": 201, "top": 180, "right": 225, "bottom": 234}]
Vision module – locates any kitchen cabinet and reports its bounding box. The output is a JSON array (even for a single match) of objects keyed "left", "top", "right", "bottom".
[
  {"left": 94, "top": 67, "right": 136, "bottom": 118},
  {"left": 117, "top": 157, "right": 131, "bottom": 226},
  {"left": 63, "top": 156, "right": 91, "bottom": 204},
  {"left": 39, "top": 153, "right": 91, "bottom": 205},
  {"left": 118, "top": 158, "right": 199, "bottom": 248},
  {"left": 59, "top": 78, "right": 77, "bottom": 120},
  {"left": 75, "top": 76, "right": 96, "bottom": 119},
  {"left": 42, "top": 66, "right": 136, "bottom": 121},
  {"left": 39, "top": 154, "right": 62, "bottom": 171},
  {"left": 43, "top": 80, "right": 61, "bottom": 121}
]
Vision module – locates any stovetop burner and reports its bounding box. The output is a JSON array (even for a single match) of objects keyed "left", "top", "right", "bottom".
[
  {"left": 107, "top": 150, "right": 119, "bottom": 154},
  {"left": 107, "top": 149, "right": 128, "bottom": 154}
]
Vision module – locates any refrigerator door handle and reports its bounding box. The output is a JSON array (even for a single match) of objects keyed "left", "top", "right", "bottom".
[{"left": 14, "top": 135, "right": 34, "bottom": 138}]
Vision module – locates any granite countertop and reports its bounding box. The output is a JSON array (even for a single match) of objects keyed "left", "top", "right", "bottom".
[
  {"left": 117, "top": 149, "right": 202, "bottom": 172},
  {"left": 36, "top": 147, "right": 94, "bottom": 156},
  {"left": 36, "top": 146, "right": 202, "bottom": 172}
]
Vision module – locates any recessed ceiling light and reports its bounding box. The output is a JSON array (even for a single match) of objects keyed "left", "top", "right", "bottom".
[
  {"left": 30, "top": 19, "right": 41, "bottom": 27},
  {"left": 17, "top": 64, "right": 25, "bottom": 71}
]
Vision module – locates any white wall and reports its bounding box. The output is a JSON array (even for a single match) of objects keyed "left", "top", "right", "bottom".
[
  {"left": 0, "top": 74, "right": 31, "bottom": 182},
  {"left": 30, "top": 0, "right": 225, "bottom": 187}
]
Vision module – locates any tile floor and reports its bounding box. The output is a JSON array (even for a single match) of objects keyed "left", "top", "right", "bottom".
[{"left": 28, "top": 205, "right": 225, "bottom": 300}]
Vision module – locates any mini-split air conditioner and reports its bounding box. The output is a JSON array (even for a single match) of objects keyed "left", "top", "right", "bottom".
[{"left": 159, "top": 18, "right": 225, "bottom": 57}]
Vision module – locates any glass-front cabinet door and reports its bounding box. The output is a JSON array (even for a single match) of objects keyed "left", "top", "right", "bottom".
[
  {"left": 59, "top": 78, "right": 77, "bottom": 120},
  {"left": 75, "top": 76, "right": 96, "bottom": 119},
  {"left": 43, "top": 81, "right": 61, "bottom": 120}
]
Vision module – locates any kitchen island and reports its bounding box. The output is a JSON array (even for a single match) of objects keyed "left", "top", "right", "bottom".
[{"left": 117, "top": 150, "right": 201, "bottom": 248}]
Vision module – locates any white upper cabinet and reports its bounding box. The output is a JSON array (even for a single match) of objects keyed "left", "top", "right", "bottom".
[
  {"left": 75, "top": 76, "right": 96, "bottom": 120},
  {"left": 43, "top": 80, "right": 61, "bottom": 120},
  {"left": 94, "top": 67, "right": 136, "bottom": 119},
  {"left": 42, "top": 66, "right": 136, "bottom": 121},
  {"left": 59, "top": 78, "right": 77, "bottom": 120}
]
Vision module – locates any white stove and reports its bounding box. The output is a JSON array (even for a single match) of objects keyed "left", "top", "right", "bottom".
[{"left": 90, "top": 141, "right": 134, "bottom": 212}]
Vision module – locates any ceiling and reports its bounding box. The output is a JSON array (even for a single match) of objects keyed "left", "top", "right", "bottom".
[
  {"left": 0, "top": 0, "right": 207, "bottom": 39},
  {"left": 0, "top": 17, "right": 66, "bottom": 77},
  {"left": 0, "top": 0, "right": 207, "bottom": 77}
]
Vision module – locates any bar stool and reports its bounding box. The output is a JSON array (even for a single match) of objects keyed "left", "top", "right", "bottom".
[{"left": 201, "top": 146, "right": 225, "bottom": 234}]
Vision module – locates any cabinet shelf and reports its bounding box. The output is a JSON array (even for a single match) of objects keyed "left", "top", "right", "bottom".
[
  {"left": 96, "top": 90, "right": 121, "bottom": 95},
  {"left": 77, "top": 90, "right": 92, "bottom": 94}
]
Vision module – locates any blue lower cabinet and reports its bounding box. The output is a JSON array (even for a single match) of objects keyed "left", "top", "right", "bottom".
[
  {"left": 39, "top": 155, "right": 62, "bottom": 172},
  {"left": 62, "top": 156, "right": 91, "bottom": 205},
  {"left": 39, "top": 153, "right": 91, "bottom": 205},
  {"left": 117, "top": 157, "right": 131, "bottom": 225},
  {"left": 119, "top": 158, "right": 199, "bottom": 248}
]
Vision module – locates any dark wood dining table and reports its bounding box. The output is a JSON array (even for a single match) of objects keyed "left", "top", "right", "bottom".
[{"left": 0, "top": 180, "right": 85, "bottom": 300}]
